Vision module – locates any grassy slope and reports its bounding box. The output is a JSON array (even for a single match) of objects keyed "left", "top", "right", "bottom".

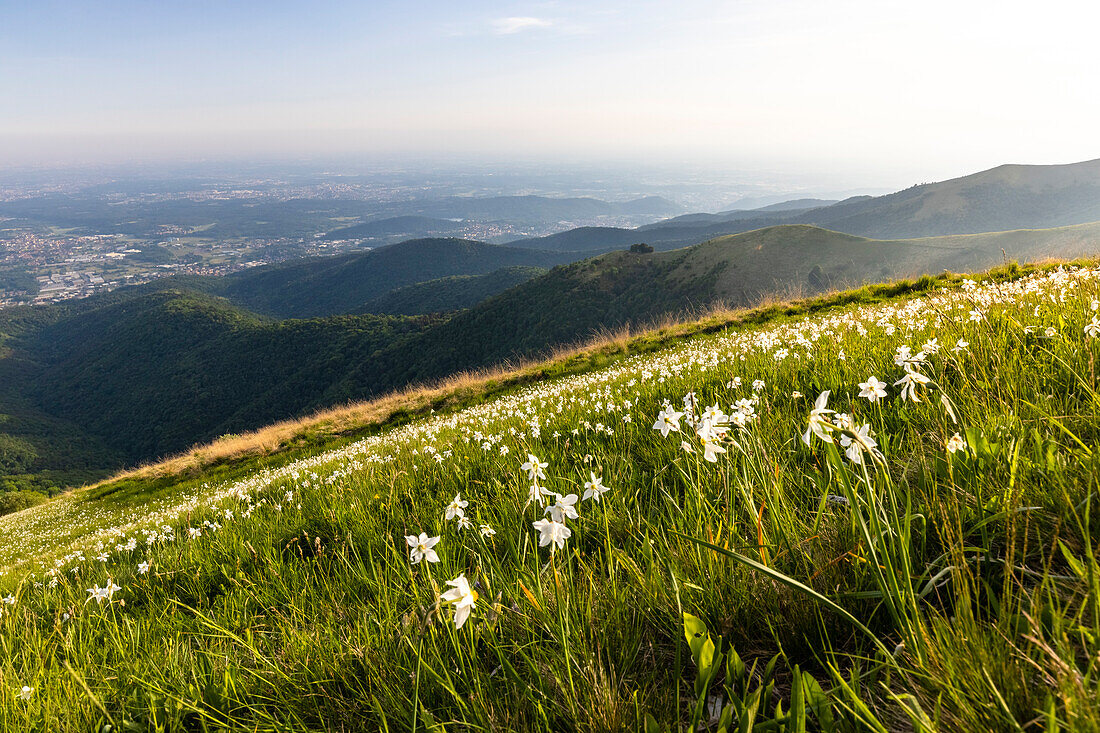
[
  {"left": 0, "top": 259, "right": 1098, "bottom": 730},
  {"left": 797, "top": 158, "right": 1100, "bottom": 238}
]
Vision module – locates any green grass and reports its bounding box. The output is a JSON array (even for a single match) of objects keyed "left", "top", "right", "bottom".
[{"left": 0, "top": 261, "right": 1099, "bottom": 730}]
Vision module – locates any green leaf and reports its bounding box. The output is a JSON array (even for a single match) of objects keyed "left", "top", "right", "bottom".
[
  {"left": 726, "top": 646, "right": 747, "bottom": 690},
  {"left": 696, "top": 636, "right": 718, "bottom": 696},
  {"left": 684, "top": 613, "right": 709, "bottom": 666},
  {"left": 1058, "top": 541, "right": 1087, "bottom": 579},
  {"left": 789, "top": 665, "right": 806, "bottom": 733},
  {"left": 802, "top": 671, "right": 835, "bottom": 733}
]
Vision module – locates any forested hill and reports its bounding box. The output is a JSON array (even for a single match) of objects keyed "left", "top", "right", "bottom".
[
  {"left": 0, "top": 289, "right": 435, "bottom": 480},
  {"left": 354, "top": 222, "right": 1100, "bottom": 386},
  {"left": 210, "top": 238, "right": 576, "bottom": 318}
]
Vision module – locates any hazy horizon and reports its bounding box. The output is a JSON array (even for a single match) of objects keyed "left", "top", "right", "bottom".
[{"left": 2, "top": 0, "right": 1098, "bottom": 191}]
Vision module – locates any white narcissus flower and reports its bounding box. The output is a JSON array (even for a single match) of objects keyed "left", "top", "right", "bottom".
[
  {"left": 137, "top": 561, "right": 150, "bottom": 575},
  {"left": 946, "top": 433, "right": 967, "bottom": 454},
  {"left": 525, "top": 482, "right": 541, "bottom": 506},
  {"left": 895, "top": 370, "right": 931, "bottom": 402},
  {"left": 696, "top": 414, "right": 730, "bottom": 442},
  {"left": 532, "top": 518, "right": 571, "bottom": 551},
  {"left": 702, "top": 403, "right": 729, "bottom": 424},
  {"left": 404, "top": 532, "right": 441, "bottom": 564},
  {"left": 839, "top": 424, "right": 878, "bottom": 465},
  {"left": 858, "top": 376, "right": 888, "bottom": 403},
  {"left": 18, "top": 686, "right": 33, "bottom": 701},
  {"left": 802, "top": 391, "right": 836, "bottom": 445},
  {"left": 444, "top": 494, "right": 468, "bottom": 521},
  {"left": 582, "top": 473, "right": 609, "bottom": 502},
  {"left": 1085, "top": 317, "right": 1100, "bottom": 338},
  {"left": 545, "top": 494, "right": 579, "bottom": 523},
  {"left": 520, "top": 454, "right": 548, "bottom": 482},
  {"left": 479, "top": 524, "right": 496, "bottom": 538},
  {"left": 86, "top": 579, "right": 121, "bottom": 604},
  {"left": 652, "top": 407, "right": 684, "bottom": 437},
  {"left": 700, "top": 437, "right": 727, "bottom": 463},
  {"left": 440, "top": 574, "right": 478, "bottom": 629}
]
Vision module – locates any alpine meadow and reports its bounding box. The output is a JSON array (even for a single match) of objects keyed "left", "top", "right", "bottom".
[
  {"left": 3, "top": 0, "right": 1100, "bottom": 730},
  {"left": 1, "top": 259, "right": 1100, "bottom": 730}
]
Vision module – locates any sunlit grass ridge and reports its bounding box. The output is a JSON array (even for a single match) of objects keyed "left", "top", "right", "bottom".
[{"left": 1, "top": 261, "right": 1099, "bottom": 730}]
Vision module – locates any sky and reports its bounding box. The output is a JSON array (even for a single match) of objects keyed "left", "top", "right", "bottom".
[{"left": 1, "top": 0, "right": 1098, "bottom": 188}]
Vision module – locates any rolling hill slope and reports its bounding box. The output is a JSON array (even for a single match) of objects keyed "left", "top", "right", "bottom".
[
  {"left": 794, "top": 158, "right": 1100, "bottom": 238},
  {"left": 10, "top": 290, "right": 434, "bottom": 468},
  {"left": 212, "top": 238, "right": 575, "bottom": 318},
  {"left": 357, "top": 265, "right": 547, "bottom": 315},
  {"left": 371, "top": 223, "right": 1100, "bottom": 383},
  {"left": 507, "top": 158, "right": 1100, "bottom": 252},
  {"left": 0, "top": 261, "right": 1097, "bottom": 729}
]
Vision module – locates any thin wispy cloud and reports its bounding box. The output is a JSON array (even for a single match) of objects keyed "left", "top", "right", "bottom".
[{"left": 491, "top": 16, "right": 553, "bottom": 34}]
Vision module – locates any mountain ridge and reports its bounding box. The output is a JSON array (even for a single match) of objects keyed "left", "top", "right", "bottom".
[{"left": 504, "top": 159, "right": 1100, "bottom": 253}]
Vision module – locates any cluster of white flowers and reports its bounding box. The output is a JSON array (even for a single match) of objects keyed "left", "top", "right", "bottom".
[{"left": 0, "top": 264, "right": 1096, "bottom": 639}]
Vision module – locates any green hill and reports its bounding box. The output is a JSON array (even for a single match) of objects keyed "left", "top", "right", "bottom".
[
  {"left": 796, "top": 158, "right": 1100, "bottom": 238},
  {"left": 0, "top": 290, "right": 433, "bottom": 478},
  {"left": 358, "top": 265, "right": 547, "bottom": 315},
  {"left": 676, "top": 221, "right": 1100, "bottom": 299},
  {"left": 375, "top": 223, "right": 1100, "bottom": 382},
  {"left": 508, "top": 158, "right": 1100, "bottom": 251},
  {"left": 0, "top": 260, "right": 1098, "bottom": 729},
  {"left": 214, "top": 238, "right": 575, "bottom": 318}
]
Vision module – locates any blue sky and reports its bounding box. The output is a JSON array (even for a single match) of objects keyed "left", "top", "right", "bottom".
[{"left": 2, "top": 0, "right": 1098, "bottom": 185}]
